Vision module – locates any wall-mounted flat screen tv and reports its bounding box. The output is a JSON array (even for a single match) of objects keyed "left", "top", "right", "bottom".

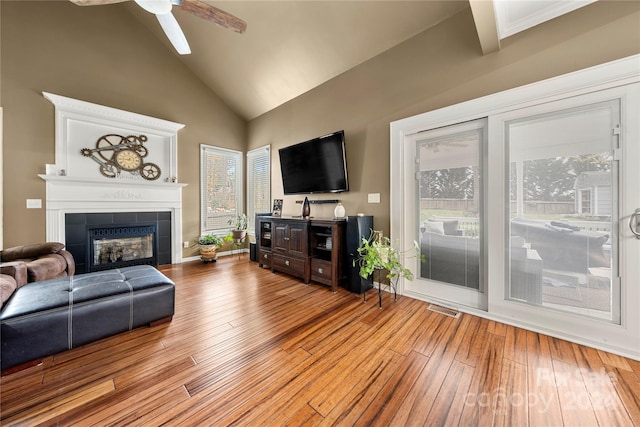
[{"left": 279, "top": 130, "right": 349, "bottom": 195}]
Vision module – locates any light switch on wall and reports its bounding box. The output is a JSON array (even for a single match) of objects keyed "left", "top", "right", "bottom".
[
  {"left": 26, "top": 199, "right": 42, "bottom": 209},
  {"left": 367, "top": 193, "right": 381, "bottom": 203}
]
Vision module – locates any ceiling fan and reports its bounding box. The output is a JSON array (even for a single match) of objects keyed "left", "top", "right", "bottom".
[{"left": 69, "top": 0, "right": 247, "bottom": 55}]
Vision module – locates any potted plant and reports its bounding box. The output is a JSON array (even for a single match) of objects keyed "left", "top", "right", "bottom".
[
  {"left": 353, "top": 230, "right": 421, "bottom": 305},
  {"left": 228, "top": 213, "right": 248, "bottom": 241},
  {"left": 198, "top": 233, "right": 224, "bottom": 262}
]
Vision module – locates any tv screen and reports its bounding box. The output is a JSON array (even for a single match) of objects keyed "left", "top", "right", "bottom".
[{"left": 279, "top": 130, "right": 349, "bottom": 195}]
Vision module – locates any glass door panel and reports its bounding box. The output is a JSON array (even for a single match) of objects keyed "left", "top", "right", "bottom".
[
  {"left": 413, "top": 119, "right": 487, "bottom": 309},
  {"left": 507, "top": 101, "right": 619, "bottom": 322}
]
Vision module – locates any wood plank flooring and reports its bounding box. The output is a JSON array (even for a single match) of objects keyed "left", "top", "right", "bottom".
[{"left": 1, "top": 255, "right": 639, "bottom": 426}]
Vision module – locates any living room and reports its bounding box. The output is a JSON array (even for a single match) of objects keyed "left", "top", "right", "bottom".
[{"left": 2, "top": 0, "right": 640, "bottom": 425}]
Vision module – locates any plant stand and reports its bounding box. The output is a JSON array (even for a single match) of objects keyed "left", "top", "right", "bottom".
[
  {"left": 364, "top": 267, "right": 397, "bottom": 308},
  {"left": 232, "top": 237, "right": 245, "bottom": 260}
]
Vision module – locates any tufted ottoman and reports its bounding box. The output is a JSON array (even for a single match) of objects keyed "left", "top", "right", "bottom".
[{"left": 1, "top": 265, "right": 175, "bottom": 374}]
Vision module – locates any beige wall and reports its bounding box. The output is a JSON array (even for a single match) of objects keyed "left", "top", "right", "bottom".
[
  {"left": 248, "top": 1, "right": 640, "bottom": 237},
  {"left": 2, "top": 1, "right": 639, "bottom": 253},
  {"left": 1, "top": 1, "right": 246, "bottom": 256}
]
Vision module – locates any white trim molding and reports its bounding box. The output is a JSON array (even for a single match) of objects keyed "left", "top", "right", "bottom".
[
  {"left": 41, "top": 93, "right": 187, "bottom": 264},
  {"left": 391, "top": 55, "right": 640, "bottom": 360}
]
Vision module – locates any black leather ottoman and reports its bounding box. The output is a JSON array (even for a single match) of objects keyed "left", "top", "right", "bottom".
[{"left": 1, "top": 265, "right": 175, "bottom": 373}]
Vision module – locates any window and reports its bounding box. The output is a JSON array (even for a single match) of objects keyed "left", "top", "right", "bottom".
[
  {"left": 579, "top": 189, "right": 592, "bottom": 214},
  {"left": 247, "top": 145, "right": 271, "bottom": 234},
  {"left": 200, "top": 145, "right": 243, "bottom": 233}
]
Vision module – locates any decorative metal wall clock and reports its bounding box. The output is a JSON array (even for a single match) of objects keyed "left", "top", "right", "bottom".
[{"left": 80, "top": 134, "right": 161, "bottom": 180}]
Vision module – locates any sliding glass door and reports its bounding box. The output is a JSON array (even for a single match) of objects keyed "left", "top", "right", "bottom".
[
  {"left": 391, "top": 57, "right": 639, "bottom": 357},
  {"left": 406, "top": 119, "right": 487, "bottom": 310},
  {"left": 506, "top": 100, "right": 620, "bottom": 322}
]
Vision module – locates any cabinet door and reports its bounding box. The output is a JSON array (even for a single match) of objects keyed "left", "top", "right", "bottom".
[
  {"left": 258, "top": 220, "right": 272, "bottom": 249},
  {"left": 272, "top": 223, "right": 289, "bottom": 253},
  {"left": 288, "top": 224, "right": 308, "bottom": 258}
]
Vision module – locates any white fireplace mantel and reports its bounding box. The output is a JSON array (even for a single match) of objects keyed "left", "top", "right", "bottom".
[{"left": 42, "top": 93, "right": 187, "bottom": 264}]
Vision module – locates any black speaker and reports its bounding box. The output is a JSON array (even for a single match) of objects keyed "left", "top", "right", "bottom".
[
  {"left": 344, "top": 215, "right": 374, "bottom": 293},
  {"left": 249, "top": 242, "right": 257, "bottom": 262}
]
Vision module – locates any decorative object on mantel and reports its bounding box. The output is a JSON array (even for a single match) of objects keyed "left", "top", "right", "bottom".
[
  {"left": 81, "top": 134, "right": 161, "bottom": 180},
  {"left": 302, "top": 197, "right": 311, "bottom": 218},
  {"left": 334, "top": 202, "right": 346, "bottom": 219},
  {"left": 228, "top": 213, "right": 248, "bottom": 241},
  {"left": 353, "top": 230, "right": 422, "bottom": 307},
  {"left": 198, "top": 233, "right": 224, "bottom": 263}
]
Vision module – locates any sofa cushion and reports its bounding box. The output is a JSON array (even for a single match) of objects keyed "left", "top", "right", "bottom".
[
  {"left": 1, "top": 242, "right": 65, "bottom": 262},
  {"left": 1, "top": 266, "right": 174, "bottom": 321},
  {"left": 428, "top": 218, "right": 460, "bottom": 235},
  {"left": 424, "top": 221, "right": 445, "bottom": 235},
  {"left": 0, "top": 275, "right": 17, "bottom": 308},
  {"left": 0, "top": 261, "right": 28, "bottom": 288},
  {"left": 26, "top": 254, "right": 68, "bottom": 283}
]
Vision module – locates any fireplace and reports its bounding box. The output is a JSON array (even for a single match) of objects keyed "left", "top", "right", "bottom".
[
  {"left": 65, "top": 212, "right": 172, "bottom": 274},
  {"left": 88, "top": 224, "right": 157, "bottom": 272},
  {"left": 39, "top": 92, "right": 186, "bottom": 268}
]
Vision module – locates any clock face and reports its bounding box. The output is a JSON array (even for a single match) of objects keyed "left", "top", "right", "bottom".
[{"left": 115, "top": 149, "right": 142, "bottom": 171}]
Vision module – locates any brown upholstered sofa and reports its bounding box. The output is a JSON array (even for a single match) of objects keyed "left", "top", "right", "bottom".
[{"left": 1, "top": 242, "right": 75, "bottom": 285}]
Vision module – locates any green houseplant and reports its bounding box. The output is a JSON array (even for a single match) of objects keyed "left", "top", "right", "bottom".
[
  {"left": 354, "top": 230, "right": 420, "bottom": 283},
  {"left": 228, "top": 213, "right": 248, "bottom": 241},
  {"left": 198, "top": 233, "right": 224, "bottom": 261}
]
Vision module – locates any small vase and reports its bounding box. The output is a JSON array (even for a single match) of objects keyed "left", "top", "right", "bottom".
[
  {"left": 334, "top": 202, "right": 345, "bottom": 218},
  {"left": 302, "top": 197, "right": 311, "bottom": 218}
]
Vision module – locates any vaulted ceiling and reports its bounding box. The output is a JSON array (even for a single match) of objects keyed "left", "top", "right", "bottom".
[{"left": 111, "top": 0, "right": 596, "bottom": 120}]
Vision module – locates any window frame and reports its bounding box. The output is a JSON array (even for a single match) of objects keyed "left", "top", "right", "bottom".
[
  {"left": 579, "top": 188, "right": 592, "bottom": 214},
  {"left": 246, "top": 145, "right": 271, "bottom": 235},
  {"left": 200, "top": 144, "right": 243, "bottom": 235}
]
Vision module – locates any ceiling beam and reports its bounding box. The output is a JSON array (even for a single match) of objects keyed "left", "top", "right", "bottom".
[{"left": 469, "top": 0, "right": 500, "bottom": 55}]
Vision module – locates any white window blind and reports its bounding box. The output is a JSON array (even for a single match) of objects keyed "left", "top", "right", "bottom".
[
  {"left": 247, "top": 145, "right": 271, "bottom": 233},
  {"left": 200, "top": 145, "right": 243, "bottom": 233}
]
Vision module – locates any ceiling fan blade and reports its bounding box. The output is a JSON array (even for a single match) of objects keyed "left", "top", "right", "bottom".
[
  {"left": 69, "top": 0, "right": 128, "bottom": 5},
  {"left": 179, "top": 0, "right": 246, "bottom": 34},
  {"left": 134, "top": 0, "right": 172, "bottom": 15},
  {"left": 156, "top": 12, "right": 191, "bottom": 55}
]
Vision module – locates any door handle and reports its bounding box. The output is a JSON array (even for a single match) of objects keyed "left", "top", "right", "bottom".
[{"left": 630, "top": 208, "right": 640, "bottom": 238}]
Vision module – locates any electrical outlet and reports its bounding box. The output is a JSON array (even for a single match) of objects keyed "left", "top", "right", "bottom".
[
  {"left": 367, "top": 193, "right": 381, "bottom": 203},
  {"left": 183, "top": 241, "right": 189, "bottom": 248}
]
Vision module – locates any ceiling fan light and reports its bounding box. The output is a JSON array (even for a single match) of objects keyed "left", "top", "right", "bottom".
[{"left": 134, "top": 0, "right": 172, "bottom": 15}]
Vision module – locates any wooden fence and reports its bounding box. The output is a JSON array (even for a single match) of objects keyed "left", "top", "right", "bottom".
[{"left": 421, "top": 199, "right": 574, "bottom": 215}]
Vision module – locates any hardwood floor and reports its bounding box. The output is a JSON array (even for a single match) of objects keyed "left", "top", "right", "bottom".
[{"left": 2, "top": 255, "right": 639, "bottom": 426}]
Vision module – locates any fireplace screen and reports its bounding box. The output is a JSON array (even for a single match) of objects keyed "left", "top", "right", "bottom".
[
  {"left": 93, "top": 235, "right": 153, "bottom": 265},
  {"left": 88, "top": 224, "right": 157, "bottom": 271}
]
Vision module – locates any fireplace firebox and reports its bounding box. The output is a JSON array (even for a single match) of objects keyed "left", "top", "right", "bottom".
[{"left": 88, "top": 224, "right": 157, "bottom": 271}]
